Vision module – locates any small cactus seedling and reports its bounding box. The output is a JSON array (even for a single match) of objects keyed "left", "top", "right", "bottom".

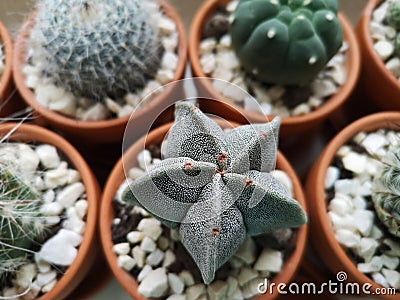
[
  {"left": 122, "top": 101, "right": 307, "bottom": 284},
  {"left": 387, "top": 0, "right": 400, "bottom": 30},
  {"left": 372, "top": 144, "right": 400, "bottom": 237},
  {"left": 229, "top": 0, "right": 343, "bottom": 86},
  {"left": 0, "top": 166, "right": 45, "bottom": 275},
  {"left": 28, "top": 0, "right": 164, "bottom": 100}
]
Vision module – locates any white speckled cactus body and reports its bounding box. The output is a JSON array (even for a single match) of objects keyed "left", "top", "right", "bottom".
[
  {"left": 0, "top": 166, "right": 45, "bottom": 275},
  {"left": 28, "top": 0, "right": 164, "bottom": 100},
  {"left": 122, "top": 101, "right": 307, "bottom": 284},
  {"left": 372, "top": 143, "right": 400, "bottom": 237}
]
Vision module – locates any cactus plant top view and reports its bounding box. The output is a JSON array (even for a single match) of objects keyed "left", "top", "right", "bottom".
[
  {"left": 372, "top": 143, "right": 400, "bottom": 238},
  {"left": 28, "top": 0, "right": 163, "bottom": 100},
  {"left": 229, "top": 0, "right": 343, "bottom": 86},
  {"left": 0, "top": 166, "right": 45, "bottom": 275},
  {"left": 122, "top": 101, "right": 307, "bottom": 284}
]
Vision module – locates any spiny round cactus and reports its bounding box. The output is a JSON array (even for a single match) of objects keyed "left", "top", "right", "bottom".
[
  {"left": 372, "top": 144, "right": 400, "bottom": 237},
  {"left": 387, "top": 0, "right": 400, "bottom": 30},
  {"left": 229, "top": 0, "right": 343, "bottom": 86},
  {"left": 28, "top": 0, "right": 164, "bottom": 100},
  {"left": 0, "top": 167, "right": 45, "bottom": 275},
  {"left": 122, "top": 101, "right": 307, "bottom": 284}
]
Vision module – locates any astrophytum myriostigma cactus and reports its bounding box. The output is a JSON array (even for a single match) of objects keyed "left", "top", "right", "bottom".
[
  {"left": 0, "top": 167, "right": 45, "bottom": 275},
  {"left": 229, "top": 0, "right": 343, "bottom": 86},
  {"left": 372, "top": 144, "right": 400, "bottom": 237},
  {"left": 28, "top": 0, "right": 163, "bottom": 100},
  {"left": 122, "top": 101, "right": 307, "bottom": 284}
]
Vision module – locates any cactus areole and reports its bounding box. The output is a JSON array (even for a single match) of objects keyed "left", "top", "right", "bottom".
[
  {"left": 29, "top": 0, "right": 163, "bottom": 100},
  {"left": 122, "top": 102, "right": 307, "bottom": 284},
  {"left": 229, "top": 0, "right": 343, "bottom": 86}
]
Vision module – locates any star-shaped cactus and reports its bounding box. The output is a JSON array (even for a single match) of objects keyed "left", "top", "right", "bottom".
[{"left": 122, "top": 101, "right": 307, "bottom": 284}]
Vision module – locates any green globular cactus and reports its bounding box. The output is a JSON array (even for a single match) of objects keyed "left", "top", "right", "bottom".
[
  {"left": 372, "top": 144, "right": 400, "bottom": 237},
  {"left": 387, "top": 0, "right": 400, "bottom": 30},
  {"left": 0, "top": 167, "right": 45, "bottom": 275},
  {"left": 122, "top": 101, "right": 307, "bottom": 284},
  {"left": 229, "top": 0, "right": 343, "bottom": 86},
  {"left": 29, "top": 0, "right": 164, "bottom": 100}
]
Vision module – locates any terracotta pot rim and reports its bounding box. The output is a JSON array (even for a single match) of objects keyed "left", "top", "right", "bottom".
[
  {"left": 12, "top": 0, "right": 187, "bottom": 131},
  {"left": 188, "top": 0, "right": 361, "bottom": 126},
  {"left": 0, "top": 20, "right": 13, "bottom": 102},
  {"left": 308, "top": 111, "right": 400, "bottom": 296},
  {"left": 0, "top": 122, "right": 99, "bottom": 300},
  {"left": 359, "top": 0, "right": 399, "bottom": 89},
  {"left": 100, "top": 120, "right": 308, "bottom": 300}
]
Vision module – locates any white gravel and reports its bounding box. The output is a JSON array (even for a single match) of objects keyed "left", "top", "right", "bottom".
[
  {"left": 0, "top": 142, "right": 87, "bottom": 298},
  {"left": 370, "top": 0, "right": 400, "bottom": 80},
  {"left": 326, "top": 129, "right": 400, "bottom": 290},
  {"left": 199, "top": 0, "right": 348, "bottom": 118},
  {"left": 112, "top": 143, "right": 296, "bottom": 299},
  {"left": 22, "top": 4, "right": 179, "bottom": 121}
]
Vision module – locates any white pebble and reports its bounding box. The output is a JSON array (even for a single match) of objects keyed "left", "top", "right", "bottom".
[
  {"left": 361, "top": 133, "right": 388, "bottom": 155},
  {"left": 40, "top": 202, "right": 64, "bottom": 216},
  {"left": 237, "top": 267, "right": 259, "bottom": 286},
  {"left": 138, "top": 268, "right": 168, "bottom": 298},
  {"left": 17, "top": 144, "right": 40, "bottom": 175},
  {"left": 179, "top": 270, "right": 195, "bottom": 287},
  {"left": 386, "top": 57, "right": 400, "bottom": 77},
  {"left": 36, "top": 271, "right": 57, "bottom": 287},
  {"left": 132, "top": 246, "right": 147, "bottom": 268},
  {"left": 146, "top": 248, "right": 165, "bottom": 266},
  {"left": 37, "top": 260, "right": 51, "bottom": 273},
  {"left": 117, "top": 255, "right": 136, "bottom": 272},
  {"left": 113, "top": 243, "right": 131, "bottom": 256},
  {"left": 312, "top": 79, "right": 337, "bottom": 98},
  {"left": 67, "top": 169, "right": 81, "bottom": 184},
  {"left": 372, "top": 272, "right": 389, "bottom": 288},
  {"left": 168, "top": 273, "right": 185, "bottom": 294},
  {"left": 244, "top": 96, "right": 262, "bottom": 113},
  {"left": 137, "top": 150, "right": 152, "bottom": 170},
  {"left": 254, "top": 249, "right": 283, "bottom": 273},
  {"left": 373, "top": 2, "right": 389, "bottom": 22},
  {"left": 216, "top": 51, "right": 240, "bottom": 70},
  {"left": 328, "top": 197, "right": 353, "bottom": 216},
  {"left": 356, "top": 238, "right": 379, "bottom": 262},
  {"left": 127, "top": 231, "right": 145, "bottom": 244},
  {"left": 186, "top": 284, "right": 206, "bottom": 299},
  {"left": 342, "top": 152, "right": 367, "bottom": 174},
  {"left": 382, "top": 269, "right": 400, "bottom": 289},
  {"left": 35, "top": 145, "right": 60, "bottom": 169},
  {"left": 200, "top": 53, "right": 216, "bottom": 75},
  {"left": 326, "top": 172, "right": 341, "bottom": 195},
  {"left": 38, "top": 229, "right": 82, "bottom": 266},
  {"left": 328, "top": 212, "right": 357, "bottom": 231},
  {"left": 219, "top": 35, "right": 232, "bottom": 49},
  {"left": 222, "top": 83, "right": 247, "bottom": 102},
  {"left": 381, "top": 254, "right": 399, "bottom": 270},
  {"left": 42, "top": 189, "right": 55, "bottom": 203},
  {"left": 335, "top": 229, "right": 361, "bottom": 248},
  {"left": 75, "top": 200, "right": 88, "bottom": 219},
  {"left": 128, "top": 167, "right": 145, "bottom": 179},
  {"left": 272, "top": 170, "right": 293, "bottom": 195},
  {"left": 57, "top": 182, "right": 85, "bottom": 208},
  {"left": 352, "top": 210, "right": 374, "bottom": 236},
  {"left": 140, "top": 237, "right": 157, "bottom": 253},
  {"left": 156, "top": 69, "right": 175, "bottom": 85},
  {"left": 80, "top": 103, "right": 109, "bottom": 121},
  {"left": 162, "top": 52, "right": 178, "bottom": 71},
  {"left": 138, "top": 264, "right": 153, "bottom": 282},
  {"left": 41, "top": 279, "right": 58, "bottom": 293},
  {"left": 292, "top": 103, "right": 311, "bottom": 116},
  {"left": 162, "top": 249, "right": 176, "bottom": 268},
  {"left": 166, "top": 295, "right": 187, "bottom": 300},
  {"left": 358, "top": 256, "right": 383, "bottom": 273},
  {"left": 374, "top": 40, "right": 394, "bottom": 60},
  {"left": 158, "top": 17, "right": 176, "bottom": 34},
  {"left": 200, "top": 38, "right": 217, "bottom": 55},
  {"left": 15, "top": 264, "right": 37, "bottom": 288},
  {"left": 234, "top": 238, "right": 257, "bottom": 265}
]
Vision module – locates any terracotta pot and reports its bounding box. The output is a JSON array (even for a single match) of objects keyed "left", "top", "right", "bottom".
[
  {"left": 189, "top": 0, "right": 361, "bottom": 137},
  {"left": 0, "top": 21, "right": 21, "bottom": 117},
  {"left": 13, "top": 0, "right": 187, "bottom": 143},
  {"left": 356, "top": 0, "right": 400, "bottom": 111},
  {"left": 0, "top": 123, "right": 100, "bottom": 300},
  {"left": 306, "top": 112, "right": 400, "bottom": 300},
  {"left": 100, "top": 120, "right": 308, "bottom": 300}
]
